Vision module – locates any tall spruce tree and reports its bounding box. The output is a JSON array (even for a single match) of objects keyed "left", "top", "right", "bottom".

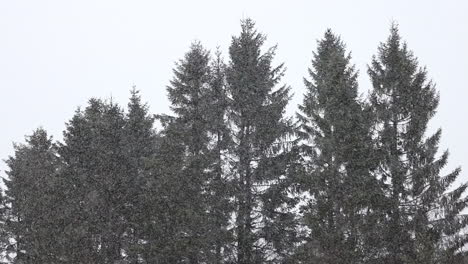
[
  {"left": 157, "top": 41, "right": 214, "bottom": 263},
  {"left": 296, "top": 30, "right": 381, "bottom": 264},
  {"left": 368, "top": 24, "right": 468, "bottom": 263},
  {"left": 59, "top": 99, "right": 130, "bottom": 263},
  {"left": 226, "top": 19, "right": 297, "bottom": 263},
  {"left": 121, "top": 88, "right": 157, "bottom": 263},
  {"left": 3, "top": 128, "right": 63, "bottom": 263}
]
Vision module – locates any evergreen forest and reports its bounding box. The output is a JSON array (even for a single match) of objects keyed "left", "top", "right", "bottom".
[{"left": 1, "top": 19, "right": 467, "bottom": 264}]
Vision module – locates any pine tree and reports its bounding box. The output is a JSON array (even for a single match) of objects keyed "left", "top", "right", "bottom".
[
  {"left": 368, "top": 24, "right": 468, "bottom": 263},
  {"left": 58, "top": 103, "right": 100, "bottom": 263},
  {"left": 226, "top": 19, "right": 297, "bottom": 263},
  {"left": 59, "top": 99, "right": 129, "bottom": 263},
  {"left": 154, "top": 41, "right": 214, "bottom": 263},
  {"left": 3, "top": 128, "right": 63, "bottom": 263},
  {"left": 296, "top": 30, "right": 381, "bottom": 264},
  {"left": 121, "top": 88, "right": 157, "bottom": 263}
]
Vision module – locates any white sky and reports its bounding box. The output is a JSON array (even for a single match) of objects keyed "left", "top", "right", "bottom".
[{"left": 1, "top": 0, "right": 467, "bottom": 184}]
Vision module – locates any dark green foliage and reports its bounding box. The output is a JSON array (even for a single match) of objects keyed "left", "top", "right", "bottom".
[
  {"left": 151, "top": 41, "right": 233, "bottom": 263},
  {"left": 59, "top": 99, "right": 130, "bottom": 263},
  {"left": 368, "top": 24, "right": 468, "bottom": 263},
  {"left": 139, "top": 118, "right": 187, "bottom": 263},
  {"left": 121, "top": 88, "right": 157, "bottom": 263},
  {"left": 0, "top": 19, "right": 465, "bottom": 264},
  {"left": 226, "top": 19, "right": 298, "bottom": 263},
  {"left": 296, "top": 30, "right": 381, "bottom": 264},
  {"left": 204, "top": 49, "right": 234, "bottom": 263},
  {"left": 3, "top": 128, "right": 64, "bottom": 263},
  {"left": 165, "top": 41, "right": 214, "bottom": 263}
]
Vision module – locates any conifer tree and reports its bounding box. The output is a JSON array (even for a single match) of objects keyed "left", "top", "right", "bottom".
[
  {"left": 58, "top": 102, "right": 100, "bottom": 263},
  {"left": 156, "top": 41, "right": 214, "bottom": 263},
  {"left": 296, "top": 30, "right": 381, "bottom": 264},
  {"left": 368, "top": 24, "right": 468, "bottom": 263},
  {"left": 3, "top": 128, "right": 63, "bottom": 263},
  {"left": 59, "top": 99, "right": 129, "bottom": 263},
  {"left": 226, "top": 19, "right": 297, "bottom": 263},
  {"left": 121, "top": 88, "right": 157, "bottom": 262}
]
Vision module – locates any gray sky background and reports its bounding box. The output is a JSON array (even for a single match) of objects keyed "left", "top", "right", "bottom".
[{"left": 1, "top": 0, "right": 467, "bottom": 185}]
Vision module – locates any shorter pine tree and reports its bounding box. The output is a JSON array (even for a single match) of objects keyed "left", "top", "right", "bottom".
[{"left": 3, "top": 128, "right": 63, "bottom": 263}]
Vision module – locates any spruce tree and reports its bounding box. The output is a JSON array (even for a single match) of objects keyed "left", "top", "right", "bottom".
[
  {"left": 155, "top": 41, "right": 214, "bottom": 263},
  {"left": 58, "top": 103, "right": 101, "bottom": 263},
  {"left": 59, "top": 99, "right": 129, "bottom": 263},
  {"left": 157, "top": 47, "right": 234, "bottom": 263},
  {"left": 226, "top": 19, "right": 297, "bottom": 263},
  {"left": 368, "top": 24, "right": 468, "bottom": 263},
  {"left": 296, "top": 30, "right": 381, "bottom": 264},
  {"left": 3, "top": 128, "right": 63, "bottom": 263},
  {"left": 121, "top": 88, "right": 157, "bottom": 263}
]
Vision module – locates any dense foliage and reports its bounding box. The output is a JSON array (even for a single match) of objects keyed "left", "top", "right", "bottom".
[{"left": 1, "top": 20, "right": 466, "bottom": 264}]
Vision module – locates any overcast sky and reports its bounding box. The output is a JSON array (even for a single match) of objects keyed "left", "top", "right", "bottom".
[{"left": 1, "top": 0, "right": 467, "bottom": 184}]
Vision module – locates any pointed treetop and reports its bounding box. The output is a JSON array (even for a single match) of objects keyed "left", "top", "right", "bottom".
[
  {"left": 232, "top": 18, "right": 266, "bottom": 51},
  {"left": 26, "top": 127, "right": 51, "bottom": 145},
  {"left": 387, "top": 21, "right": 401, "bottom": 48},
  {"left": 169, "top": 40, "right": 210, "bottom": 84},
  {"left": 129, "top": 86, "right": 143, "bottom": 109},
  {"left": 322, "top": 28, "right": 339, "bottom": 43},
  {"left": 389, "top": 20, "right": 400, "bottom": 40},
  {"left": 376, "top": 22, "right": 410, "bottom": 63},
  {"left": 181, "top": 41, "right": 209, "bottom": 66},
  {"left": 315, "top": 29, "right": 348, "bottom": 61},
  {"left": 130, "top": 85, "right": 139, "bottom": 97},
  {"left": 240, "top": 18, "right": 256, "bottom": 34},
  {"left": 12, "top": 127, "right": 54, "bottom": 154}
]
